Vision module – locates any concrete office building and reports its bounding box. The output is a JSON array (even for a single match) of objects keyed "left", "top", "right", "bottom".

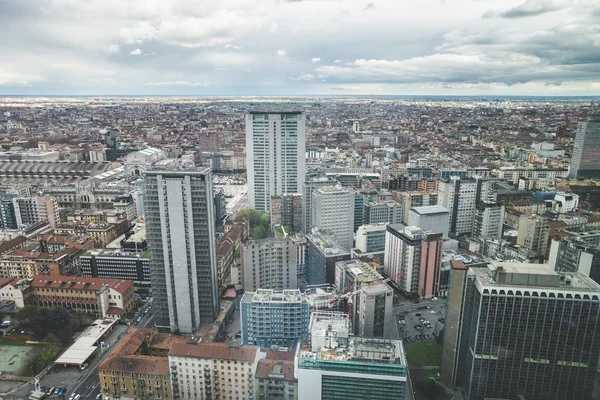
[
  {"left": 473, "top": 201, "right": 505, "bottom": 240},
  {"left": 353, "top": 224, "right": 387, "bottom": 262},
  {"left": 144, "top": 162, "right": 219, "bottom": 334},
  {"left": 311, "top": 186, "right": 354, "bottom": 250},
  {"left": 246, "top": 112, "right": 306, "bottom": 213},
  {"left": 438, "top": 177, "right": 479, "bottom": 236},
  {"left": 548, "top": 230, "right": 600, "bottom": 284},
  {"left": 334, "top": 260, "right": 394, "bottom": 338},
  {"left": 295, "top": 312, "right": 407, "bottom": 400},
  {"left": 363, "top": 200, "right": 402, "bottom": 225},
  {"left": 441, "top": 262, "right": 600, "bottom": 400},
  {"left": 408, "top": 205, "right": 449, "bottom": 239},
  {"left": 80, "top": 249, "right": 150, "bottom": 287},
  {"left": 517, "top": 214, "right": 549, "bottom": 262},
  {"left": 305, "top": 230, "right": 351, "bottom": 285},
  {"left": 397, "top": 192, "right": 439, "bottom": 224},
  {"left": 569, "top": 117, "right": 600, "bottom": 179},
  {"left": 241, "top": 289, "right": 309, "bottom": 348},
  {"left": 241, "top": 237, "right": 298, "bottom": 292},
  {"left": 552, "top": 192, "right": 580, "bottom": 213},
  {"left": 271, "top": 193, "right": 303, "bottom": 233},
  {"left": 302, "top": 177, "right": 338, "bottom": 234}
]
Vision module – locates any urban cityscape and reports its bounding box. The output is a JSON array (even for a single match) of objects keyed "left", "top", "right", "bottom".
[{"left": 1, "top": 1, "right": 600, "bottom": 400}]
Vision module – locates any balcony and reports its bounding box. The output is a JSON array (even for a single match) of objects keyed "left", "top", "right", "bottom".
[{"left": 120, "top": 387, "right": 128, "bottom": 393}]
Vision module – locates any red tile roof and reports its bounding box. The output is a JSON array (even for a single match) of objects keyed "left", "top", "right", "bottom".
[
  {"left": 30, "top": 275, "right": 134, "bottom": 293},
  {"left": 169, "top": 342, "right": 259, "bottom": 362}
]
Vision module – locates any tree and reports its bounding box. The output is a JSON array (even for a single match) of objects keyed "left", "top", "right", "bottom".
[
  {"left": 253, "top": 226, "right": 265, "bottom": 239},
  {"left": 259, "top": 213, "right": 270, "bottom": 228},
  {"left": 16, "top": 305, "right": 39, "bottom": 325},
  {"left": 238, "top": 209, "right": 262, "bottom": 226},
  {"left": 25, "top": 347, "right": 42, "bottom": 375}
]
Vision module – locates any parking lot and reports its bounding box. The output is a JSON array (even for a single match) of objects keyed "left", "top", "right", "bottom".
[{"left": 395, "top": 298, "right": 447, "bottom": 345}]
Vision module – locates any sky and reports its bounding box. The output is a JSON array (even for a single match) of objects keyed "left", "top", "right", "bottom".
[{"left": 0, "top": 0, "right": 599, "bottom": 96}]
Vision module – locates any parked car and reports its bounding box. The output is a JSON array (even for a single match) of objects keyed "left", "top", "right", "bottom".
[
  {"left": 96, "top": 394, "right": 103, "bottom": 400},
  {"left": 430, "top": 310, "right": 437, "bottom": 314},
  {"left": 80, "top": 363, "right": 88, "bottom": 370},
  {"left": 426, "top": 334, "right": 432, "bottom": 340},
  {"left": 415, "top": 313, "right": 422, "bottom": 317},
  {"left": 54, "top": 387, "right": 61, "bottom": 395},
  {"left": 47, "top": 387, "right": 55, "bottom": 396},
  {"left": 74, "top": 395, "right": 81, "bottom": 400}
]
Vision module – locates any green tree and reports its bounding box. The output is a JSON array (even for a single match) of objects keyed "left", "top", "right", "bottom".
[
  {"left": 253, "top": 226, "right": 265, "bottom": 239},
  {"left": 259, "top": 213, "right": 270, "bottom": 228},
  {"left": 238, "top": 209, "right": 262, "bottom": 226},
  {"left": 233, "top": 248, "right": 241, "bottom": 259},
  {"left": 16, "top": 305, "right": 39, "bottom": 325}
]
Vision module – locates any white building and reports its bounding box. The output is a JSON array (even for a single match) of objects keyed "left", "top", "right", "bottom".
[
  {"left": 497, "top": 167, "right": 568, "bottom": 184},
  {"left": 408, "top": 205, "right": 449, "bottom": 239},
  {"left": 169, "top": 342, "right": 261, "bottom": 400},
  {"left": 384, "top": 224, "right": 423, "bottom": 294},
  {"left": 473, "top": 202, "right": 505, "bottom": 240},
  {"left": 241, "top": 237, "right": 298, "bottom": 292},
  {"left": 125, "top": 147, "right": 167, "bottom": 177},
  {"left": 311, "top": 186, "right": 354, "bottom": 250},
  {"left": 569, "top": 117, "right": 600, "bottom": 179},
  {"left": 144, "top": 163, "right": 219, "bottom": 334},
  {"left": 246, "top": 112, "right": 306, "bottom": 213},
  {"left": 438, "top": 177, "right": 478, "bottom": 236},
  {"left": 354, "top": 224, "right": 387, "bottom": 260},
  {"left": 552, "top": 193, "right": 579, "bottom": 213}
]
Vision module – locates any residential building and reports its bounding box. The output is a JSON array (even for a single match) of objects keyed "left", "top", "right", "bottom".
[
  {"left": 98, "top": 328, "right": 176, "bottom": 400},
  {"left": 552, "top": 192, "right": 580, "bottom": 213},
  {"left": 569, "top": 117, "right": 600, "bottom": 179},
  {"left": 270, "top": 193, "right": 303, "bottom": 233},
  {"left": 295, "top": 312, "right": 407, "bottom": 400},
  {"left": 384, "top": 224, "right": 422, "bottom": 294},
  {"left": 418, "top": 233, "right": 444, "bottom": 299},
  {"left": 548, "top": 230, "right": 600, "bottom": 284},
  {"left": 302, "top": 177, "right": 338, "bottom": 234},
  {"left": 517, "top": 214, "right": 549, "bottom": 261},
  {"left": 25, "top": 275, "right": 134, "bottom": 317},
  {"left": 441, "top": 262, "right": 600, "bottom": 400},
  {"left": 241, "top": 238, "right": 299, "bottom": 292},
  {"left": 0, "top": 247, "right": 81, "bottom": 278},
  {"left": 334, "top": 260, "right": 394, "bottom": 337},
  {"left": 311, "top": 186, "right": 354, "bottom": 250},
  {"left": 363, "top": 200, "right": 402, "bottom": 225},
  {"left": 473, "top": 202, "right": 505, "bottom": 240},
  {"left": 408, "top": 205, "right": 449, "bottom": 239},
  {"left": 438, "top": 177, "right": 478, "bottom": 236},
  {"left": 241, "top": 289, "right": 309, "bottom": 348},
  {"left": 255, "top": 350, "right": 298, "bottom": 400},
  {"left": 353, "top": 224, "right": 387, "bottom": 262},
  {"left": 169, "top": 342, "right": 261, "bottom": 400},
  {"left": 80, "top": 249, "right": 150, "bottom": 287},
  {"left": 397, "top": 192, "right": 439, "bottom": 224},
  {"left": 305, "top": 230, "right": 351, "bottom": 286},
  {"left": 144, "top": 163, "right": 219, "bottom": 334},
  {"left": 246, "top": 112, "right": 306, "bottom": 213},
  {"left": 498, "top": 166, "right": 569, "bottom": 184}
]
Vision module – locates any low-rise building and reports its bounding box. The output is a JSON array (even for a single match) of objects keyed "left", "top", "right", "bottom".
[
  {"left": 0, "top": 247, "right": 81, "bottom": 278},
  {"left": 255, "top": 350, "right": 297, "bottom": 400},
  {"left": 80, "top": 249, "right": 150, "bottom": 287}
]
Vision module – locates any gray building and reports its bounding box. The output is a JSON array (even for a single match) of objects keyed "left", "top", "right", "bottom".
[
  {"left": 306, "top": 230, "right": 351, "bottom": 285},
  {"left": 80, "top": 249, "right": 150, "bottom": 287},
  {"left": 311, "top": 186, "right": 354, "bottom": 250},
  {"left": 241, "top": 289, "right": 309, "bottom": 349},
  {"left": 473, "top": 201, "right": 505, "bottom": 240},
  {"left": 548, "top": 230, "right": 600, "bottom": 285},
  {"left": 569, "top": 116, "right": 600, "bottom": 179},
  {"left": 441, "top": 262, "right": 600, "bottom": 400},
  {"left": 363, "top": 200, "right": 402, "bottom": 225},
  {"left": 241, "top": 237, "right": 298, "bottom": 292},
  {"left": 246, "top": 112, "right": 306, "bottom": 213},
  {"left": 408, "top": 204, "right": 449, "bottom": 239},
  {"left": 144, "top": 163, "right": 219, "bottom": 334},
  {"left": 302, "top": 177, "right": 338, "bottom": 234}
]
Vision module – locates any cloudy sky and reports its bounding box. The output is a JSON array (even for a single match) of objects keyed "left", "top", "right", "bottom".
[{"left": 1, "top": 0, "right": 599, "bottom": 95}]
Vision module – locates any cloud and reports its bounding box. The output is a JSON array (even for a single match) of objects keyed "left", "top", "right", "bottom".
[
  {"left": 108, "top": 44, "right": 120, "bottom": 53},
  {"left": 365, "top": 3, "right": 375, "bottom": 10},
  {"left": 225, "top": 43, "right": 242, "bottom": 50},
  {"left": 270, "top": 22, "right": 278, "bottom": 33},
  {"left": 129, "top": 48, "right": 141, "bottom": 55},
  {"left": 145, "top": 80, "right": 211, "bottom": 87},
  {"left": 276, "top": 49, "right": 287, "bottom": 56},
  {"left": 312, "top": 57, "right": 321, "bottom": 63},
  {"left": 291, "top": 73, "right": 315, "bottom": 81},
  {"left": 334, "top": 59, "right": 343, "bottom": 64},
  {"left": 484, "top": 0, "right": 567, "bottom": 19}
]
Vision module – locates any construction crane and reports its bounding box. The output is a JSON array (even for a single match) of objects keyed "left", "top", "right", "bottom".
[{"left": 327, "top": 272, "right": 404, "bottom": 307}]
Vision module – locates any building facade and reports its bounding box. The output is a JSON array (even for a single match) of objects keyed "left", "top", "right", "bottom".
[
  {"left": 246, "top": 112, "right": 306, "bottom": 213},
  {"left": 305, "top": 230, "right": 351, "bottom": 286},
  {"left": 144, "top": 165, "right": 219, "bottom": 334},
  {"left": 241, "top": 289, "right": 309, "bottom": 348},
  {"left": 441, "top": 263, "right": 600, "bottom": 400},
  {"left": 311, "top": 186, "right": 354, "bottom": 250},
  {"left": 569, "top": 117, "right": 600, "bottom": 179},
  {"left": 241, "top": 238, "right": 298, "bottom": 292},
  {"left": 517, "top": 215, "right": 549, "bottom": 261},
  {"left": 80, "top": 249, "right": 150, "bottom": 287},
  {"left": 438, "top": 177, "right": 478, "bottom": 236},
  {"left": 473, "top": 202, "right": 505, "bottom": 240},
  {"left": 270, "top": 193, "right": 303, "bottom": 233},
  {"left": 301, "top": 177, "right": 338, "bottom": 234},
  {"left": 408, "top": 205, "right": 449, "bottom": 239},
  {"left": 353, "top": 224, "right": 387, "bottom": 262}
]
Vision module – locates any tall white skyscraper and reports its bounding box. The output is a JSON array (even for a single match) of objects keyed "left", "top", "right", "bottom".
[
  {"left": 246, "top": 112, "right": 306, "bottom": 213},
  {"left": 569, "top": 117, "right": 600, "bottom": 179},
  {"left": 311, "top": 186, "right": 355, "bottom": 250},
  {"left": 438, "top": 177, "right": 478, "bottom": 236},
  {"left": 144, "top": 162, "right": 219, "bottom": 334}
]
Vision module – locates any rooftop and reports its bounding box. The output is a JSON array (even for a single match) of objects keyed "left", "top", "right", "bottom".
[
  {"left": 298, "top": 336, "right": 406, "bottom": 366},
  {"left": 169, "top": 342, "right": 259, "bottom": 362},
  {"left": 57, "top": 319, "right": 119, "bottom": 366},
  {"left": 30, "top": 275, "right": 134, "bottom": 293},
  {"left": 242, "top": 289, "right": 305, "bottom": 304},
  {"left": 410, "top": 205, "right": 449, "bottom": 215}
]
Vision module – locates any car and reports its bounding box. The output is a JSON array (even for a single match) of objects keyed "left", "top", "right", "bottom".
[
  {"left": 75, "top": 395, "right": 81, "bottom": 400},
  {"left": 400, "top": 320, "right": 405, "bottom": 324},
  {"left": 57, "top": 387, "right": 65, "bottom": 397},
  {"left": 20, "top": 329, "right": 26, "bottom": 334},
  {"left": 426, "top": 334, "right": 432, "bottom": 340},
  {"left": 136, "top": 317, "right": 142, "bottom": 323},
  {"left": 47, "top": 387, "right": 55, "bottom": 396},
  {"left": 69, "top": 394, "right": 76, "bottom": 400},
  {"left": 96, "top": 394, "right": 103, "bottom": 400},
  {"left": 430, "top": 310, "right": 437, "bottom": 314},
  {"left": 415, "top": 313, "right": 422, "bottom": 317},
  {"left": 80, "top": 363, "right": 88, "bottom": 370},
  {"left": 439, "top": 318, "right": 445, "bottom": 323},
  {"left": 55, "top": 387, "right": 61, "bottom": 395},
  {"left": 439, "top": 310, "right": 444, "bottom": 316}
]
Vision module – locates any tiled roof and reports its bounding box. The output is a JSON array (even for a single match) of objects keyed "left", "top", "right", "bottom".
[
  {"left": 0, "top": 236, "right": 26, "bottom": 254},
  {"left": 169, "top": 342, "right": 259, "bottom": 362},
  {"left": 30, "top": 275, "right": 133, "bottom": 293}
]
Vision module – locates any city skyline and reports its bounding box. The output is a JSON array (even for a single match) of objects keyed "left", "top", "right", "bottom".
[{"left": 1, "top": 0, "right": 599, "bottom": 96}]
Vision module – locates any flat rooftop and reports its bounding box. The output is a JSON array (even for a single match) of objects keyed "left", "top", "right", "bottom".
[
  {"left": 55, "top": 319, "right": 118, "bottom": 366},
  {"left": 242, "top": 289, "right": 304, "bottom": 304},
  {"left": 298, "top": 337, "right": 406, "bottom": 366},
  {"left": 411, "top": 205, "right": 449, "bottom": 215}
]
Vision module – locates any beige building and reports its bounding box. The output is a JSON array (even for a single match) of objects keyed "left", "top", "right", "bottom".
[{"left": 169, "top": 342, "right": 261, "bottom": 400}]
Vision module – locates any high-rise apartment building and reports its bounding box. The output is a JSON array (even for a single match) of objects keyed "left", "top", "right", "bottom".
[
  {"left": 353, "top": 224, "right": 387, "bottom": 262},
  {"left": 241, "top": 289, "right": 309, "bottom": 348},
  {"left": 270, "top": 193, "right": 303, "bottom": 233},
  {"left": 517, "top": 214, "right": 549, "bottom": 262},
  {"left": 295, "top": 312, "right": 407, "bottom": 400},
  {"left": 569, "top": 117, "right": 600, "bottom": 179},
  {"left": 363, "top": 200, "right": 402, "bottom": 225},
  {"left": 241, "top": 237, "right": 298, "bottom": 292},
  {"left": 144, "top": 163, "right": 219, "bottom": 334},
  {"left": 246, "top": 112, "right": 306, "bottom": 213},
  {"left": 438, "top": 177, "right": 479, "bottom": 236},
  {"left": 408, "top": 205, "right": 449, "bottom": 239},
  {"left": 473, "top": 201, "right": 505, "bottom": 240},
  {"left": 306, "top": 230, "right": 351, "bottom": 285},
  {"left": 311, "top": 186, "right": 354, "bottom": 250},
  {"left": 441, "top": 262, "right": 600, "bottom": 400},
  {"left": 302, "top": 177, "right": 338, "bottom": 234},
  {"left": 397, "top": 192, "right": 439, "bottom": 224},
  {"left": 548, "top": 230, "right": 600, "bottom": 284}
]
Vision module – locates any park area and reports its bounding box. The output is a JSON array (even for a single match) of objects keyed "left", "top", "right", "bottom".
[{"left": 404, "top": 340, "right": 453, "bottom": 400}]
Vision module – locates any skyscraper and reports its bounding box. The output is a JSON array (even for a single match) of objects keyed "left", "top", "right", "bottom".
[
  {"left": 246, "top": 111, "right": 306, "bottom": 213},
  {"left": 437, "top": 177, "right": 478, "bottom": 236},
  {"left": 569, "top": 116, "right": 600, "bottom": 179},
  {"left": 311, "top": 186, "right": 354, "bottom": 250},
  {"left": 144, "top": 162, "right": 219, "bottom": 334},
  {"left": 441, "top": 262, "right": 600, "bottom": 400},
  {"left": 302, "top": 177, "right": 338, "bottom": 234}
]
